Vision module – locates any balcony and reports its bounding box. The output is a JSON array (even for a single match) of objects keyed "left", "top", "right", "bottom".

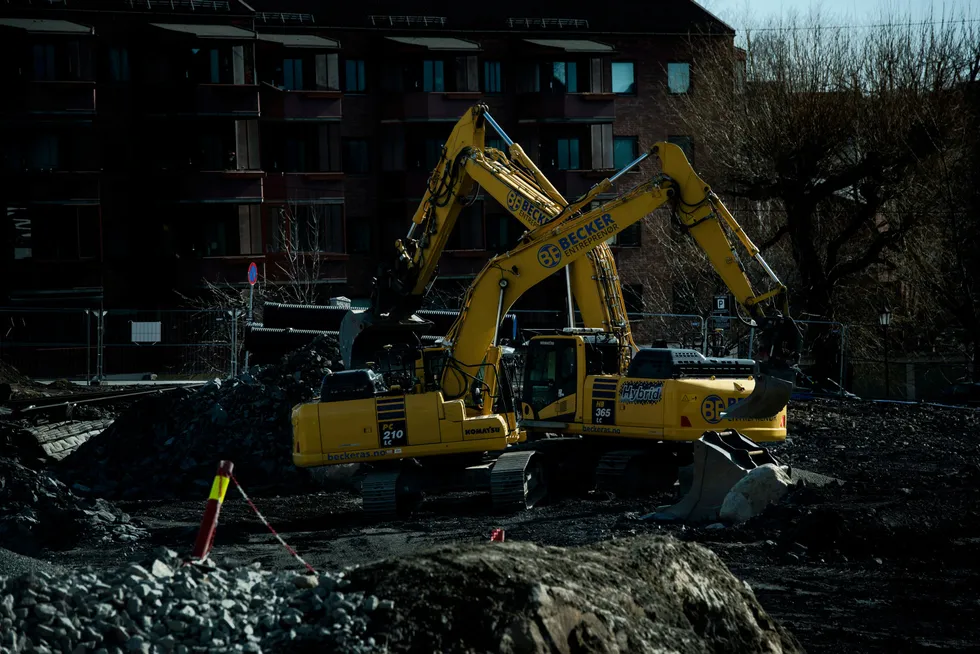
[
  {"left": 517, "top": 93, "right": 615, "bottom": 123},
  {"left": 1, "top": 81, "right": 97, "bottom": 116},
  {"left": 170, "top": 171, "right": 264, "bottom": 203},
  {"left": 264, "top": 173, "right": 344, "bottom": 203},
  {"left": 10, "top": 259, "right": 103, "bottom": 290},
  {"left": 381, "top": 92, "right": 483, "bottom": 122},
  {"left": 260, "top": 85, "right": 342, "bottom": 121},
  {"left": 0, "top": 171, "right": 101, "bottom": 204},
  {"left": 144, "top": 84, "right": 260, "bottom": 117}
]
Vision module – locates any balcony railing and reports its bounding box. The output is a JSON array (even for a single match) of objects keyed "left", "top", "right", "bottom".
[
  {"left": 264, "top": 172, "right": 344, "bottom": 203},
  {"left": 517, "top": 92, "right": 615, "bottom": 122},
  {"left": 0, "top": 171, "right": 101, "bottom": 204},
  {"left": 260, "top": 85, "right": 342, "bottom": 121},
  {"left": 1, "top": 81, "right": 97, "bottom": 116},
  {"left": 381, "top": 92, "right": 483, "bottom": 122},
  {"left": 144, "top": 84, "right": 260, "bottom": 117},
  {"left": 171, "top": 171, "right": 264, "bottom": 203}
]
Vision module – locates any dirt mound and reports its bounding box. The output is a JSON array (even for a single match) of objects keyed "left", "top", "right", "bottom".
[
  {"left": 0, "top": 456, "right": 145, "bottom": 556},
  {"left": 345, "top": 536, "right": 802, "bottom": 653},
  {"left": 58, "top": 336, "right": 340, "bottom": 499}
]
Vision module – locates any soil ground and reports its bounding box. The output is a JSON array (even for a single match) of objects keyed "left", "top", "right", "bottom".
[{"left": 13, "top": 397, "right": 980, "bottom": 653}]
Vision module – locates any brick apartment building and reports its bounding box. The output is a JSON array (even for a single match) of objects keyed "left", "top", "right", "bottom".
[{"left": 0, "top": 0, "right": 734, "bottom": 316}]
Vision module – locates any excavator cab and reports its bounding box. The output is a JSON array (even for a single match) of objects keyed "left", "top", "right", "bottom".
[{"left": 523, "top": 337, "right": 579, "bottom": 421}]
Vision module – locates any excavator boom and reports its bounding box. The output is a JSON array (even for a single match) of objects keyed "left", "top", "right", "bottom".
[
  {"left": 340, "top": 104, "right": 636, "bottom": 370},
  {"left": 439, "top": 143, "right": 801, "bottom": 418}
]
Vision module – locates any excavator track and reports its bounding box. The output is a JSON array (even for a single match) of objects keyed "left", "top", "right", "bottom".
[
  {"left": 594, "top": 450, "right": 647, "bottom": 495},
  {"left": 595, "top": 448, "right": 681, "bottom": 497},
  {"left": 361, "top": 470, "right": 401, "bottom": 517},
  {"left": 490, "top": 451, "right": 547, "bottom": 511}
]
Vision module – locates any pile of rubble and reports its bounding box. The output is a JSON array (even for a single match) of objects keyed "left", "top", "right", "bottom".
[
  {"left": 0, "top": 456, "right": 145, "bottom": 556},
  {"left": 0, "top": 547, "right": 390, "bottom": 654},
  {"left": 344, "top": 535, "right": 801, "bottom": 653},
  {"left": 0, "top": 536, "right": 800, "bottom": 654},
  {"left": 59, "top": 337, "right": 341, "bottom": 499}
]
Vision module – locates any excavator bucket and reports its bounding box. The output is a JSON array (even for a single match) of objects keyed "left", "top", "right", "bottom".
[
  {"left": 652, "top": 430, "right": 782, "bottom": 523},
  {"left": 339, "top": 309, "right": 434, "bottom": 369},
  {"left": 723, "top": 314, "right": 802, "bottom": 420},
  {"left": 721, "top": 364, "right": 796, "bottom": 420}
]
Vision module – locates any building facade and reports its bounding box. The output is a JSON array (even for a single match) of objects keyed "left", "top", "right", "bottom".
[{"left": 0, "top": 0, "right": 733, "bottom": 314}]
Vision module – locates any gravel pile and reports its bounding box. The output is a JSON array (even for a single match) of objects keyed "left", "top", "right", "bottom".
[
  {"left": 0, "top": 536, "right": 801, "bottom": 654},
  {"left": 0, "top": 547, "right": 390, "bottom": 654},
  {"left": 0, "top": 456, "right": 145, "bottom": 556},
  {"left": 59, "top": 337, "right": 341, "bottom": 500}
]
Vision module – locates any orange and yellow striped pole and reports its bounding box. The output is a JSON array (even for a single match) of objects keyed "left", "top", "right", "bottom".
[{"left": 191, "top": 460, "right": 234, "bottom": 561}]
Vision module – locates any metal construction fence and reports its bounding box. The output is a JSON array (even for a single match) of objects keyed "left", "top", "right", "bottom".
[
  {"left": 0, "top": 307, "right": 239, "bottom": 382},
  {"left": 0, "top": 306, "right": 971, "bottom": 399}
]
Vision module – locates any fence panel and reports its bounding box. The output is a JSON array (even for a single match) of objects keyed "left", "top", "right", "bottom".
[
  {"left": 0, "top": 308, "right": 93, "bottom": 380},
  {"left": 102, "top": 309, "right": 234, "bottom": 380}
]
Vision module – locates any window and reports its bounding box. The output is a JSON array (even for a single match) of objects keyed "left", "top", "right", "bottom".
[
  {"left": 608, "top": 223, "right": 641, "bottom": 247},
  {"left": 109, "top": 46, "right": 130, "bottom": 82},
  {"left": 344, "top": 59, "right": 366, "bottom": 92},
  {"left": 344, "top": 138, "right": 370, "bottom": 174},
  {"left": 484, "top": 61, "right": 502, "bottom": 93},
  {"left": 424, "top": 139, "right": 445, "bottom": 170},
  {"left": 32, "top": 44, "right": 56, "bottom": 80},
  {"left": 623, "top": 284, "right": 644, "bottom": 314},
  {"left": 423, "top": 60, "right": 445, "bottom": 92},
  {"left": 557, "top": 138, "right": 580, "bottom": 170},
  {"left": 447, "top": 199, "right": 485, "bottom": 250},
  {"left": 283, "top": 58, "right": 304, "bottom": 91},
  {"left": 668, "top": 62, "right": 690, "bottom": 94},
  {"left": 284, "top": 137, "right": 310, "bottom": 172},
  {"left": 347, "top": 214, "right": 372, "bottom": 254},
  {"left": 27, "top": 134, "right": 59, "bottom": 171},
  {"left": 485, "top": 212, "right": 521, "bottom": 253},
  {"left": 613, "top": 136, "right": 638, "bottom": 169},
  {"left": 31, "top": 206, "right": 100, "bottom": 260},
  {"left": 611, "top": 62, "right": 635, "bottom": 94},
  {"left": 549, "top": 61, "right": 578, "bottom": 93},
  {"left": 667, "top": 135, "right": 694, "bottom": 164}
]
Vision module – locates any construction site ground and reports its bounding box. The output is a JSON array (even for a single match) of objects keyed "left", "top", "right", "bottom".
[{"left": 16, "top": 397, "right": 975, "bottom": 653}]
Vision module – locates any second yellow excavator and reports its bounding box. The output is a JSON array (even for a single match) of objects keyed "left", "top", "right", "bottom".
[{"left": 292, "top": 118, "right": 803, "bottom": 515}]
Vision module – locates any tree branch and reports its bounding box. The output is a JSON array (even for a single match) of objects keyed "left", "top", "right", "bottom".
[{"left": 759, "top": 224, "right": 789, "bottom": 251}]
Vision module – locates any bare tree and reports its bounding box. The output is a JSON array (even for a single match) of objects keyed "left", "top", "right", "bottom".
[
  {"left": 904, "top": 76, "right": 980, "bottom": 381},
  {"left": 649, "top": 6, "right": 977, "bottom": 380},
  {"left": 176, "top": 202, "right": 340, "bottom": 373}
]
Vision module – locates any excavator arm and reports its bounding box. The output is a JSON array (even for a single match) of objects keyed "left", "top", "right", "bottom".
[
  {"left": 341, "top": 104, "right": 636, "bottom": 368},
  {"left": 440, "top": 142, "right": 801, "bottom": 419}
]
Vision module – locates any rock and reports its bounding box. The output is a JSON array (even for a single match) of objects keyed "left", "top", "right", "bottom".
[
  {"left": 719, "top": 464, "right": 793, "bottom": 523},
  {"left": 150, "top": 561, "right": 174, "bottom": 579},
  {"left": 34, "top": 603, "right": 58, "bottom": 619},
  {"left": 292, "top": 575, "right": 318, "bottom": 590}
]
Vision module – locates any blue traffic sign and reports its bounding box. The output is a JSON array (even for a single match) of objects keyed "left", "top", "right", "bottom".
[{"left": 247, "top": 262, "right": 258, "bottom": 286}]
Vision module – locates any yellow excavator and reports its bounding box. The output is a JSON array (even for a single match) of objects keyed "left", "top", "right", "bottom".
[
  {"left": 293, "top": 109, "right": 802, "bottom": 515},
  {"left": 339, "top": 104, "right": 636, "bottom": 373}
]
